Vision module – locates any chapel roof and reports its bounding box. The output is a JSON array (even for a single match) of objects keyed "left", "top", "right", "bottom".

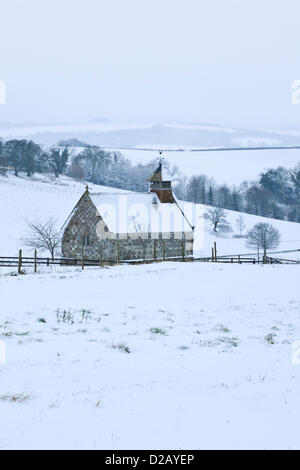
[{"left": 89, "top": 191, "right": 194, "bottom": 234}]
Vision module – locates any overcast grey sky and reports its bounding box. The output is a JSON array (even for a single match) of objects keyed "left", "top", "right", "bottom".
[{"left": 1, "top": 0, "right": 300, "bottom": 128}]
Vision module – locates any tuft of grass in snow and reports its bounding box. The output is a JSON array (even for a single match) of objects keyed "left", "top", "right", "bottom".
[
  {"left": 56, "top": 308, "right": 74, "bottom": 325},
  {"left": 111, "top": 342, "right": 131, "bottom": 354},
  {"left": 213, "top": 324, "right": 231, "bottom": 333},
  {"left": 0, "top": 393, "right": 33, "bottom": 403},
  {"left": 265, "top": 333, "right": 277, "bottom": 345},
  {"left": 149, "top": 327, "right": 167, "bottom": 335},
  {"left": 78, "top": 328, "right": 87, "bottom": 334},
  {"left": 221, "top": 337, "right": 239, "bottom": 348},
  {"left": 37, "top": 318, "right": 47, "bottom": 323},
  {"left": 101, "top": 327, "right": 111, "bottom": 333},
  {"left": 198, "top": 336, "right": 239, "bottom": 348},
  {"left": 80, "top": 309, "right": 92, "bottom": 323},
  {"left": 48, "top": 401, "right": 59, "bottom": 409},
  {"left": 55, "top": 308, "right": 97, "bottom": 326},
  {"left": 1, "top": 331, "right": 29, "bottom": 337},
  {"left": 95, "top": 397, "right": 104, "bottom": 407},
  {"left": 1, "top": 331, "right": 13, "bottom": 337}
]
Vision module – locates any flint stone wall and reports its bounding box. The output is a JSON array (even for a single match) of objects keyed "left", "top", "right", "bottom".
[{"left": 62, "top": 192, "right": 194, "bottom": 261}]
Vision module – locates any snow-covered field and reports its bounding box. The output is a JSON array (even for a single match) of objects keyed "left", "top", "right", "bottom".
[
  {"left": 112, "top": 148, "right": 300, "bottom": 185},
  {"left": 1, "top": 173, "right": 300, "bottom": 449},
  {"left": 1, "top": 121, "right": 300, "bottom": 185},
  {"left": 0, "top": 174, "right": 130, "bottom": 256},
  {"left": 1, "top": 173, "right": 300, "bottom": 259},
  {"left": 1, "top": 262, "right": 300, "bottom": 450}
]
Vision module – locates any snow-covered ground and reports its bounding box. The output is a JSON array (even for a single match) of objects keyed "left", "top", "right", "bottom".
[
  {"left": 115, "top": 148, "right": 300, "bottom": 185},
  {"left": 1, "top": 173, "right": 300, "bottom": 449},
  {"left": 1, "top": 262, "right": 300, "bottom": 450},
  {"left": 1, "top": 173, "right": 300, "bottom": 259},
  {"left": 0, "top": 174, "right": 129, "bottom": 256}
]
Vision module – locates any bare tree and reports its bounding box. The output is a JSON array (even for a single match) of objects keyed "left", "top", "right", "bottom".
[
  {"left": 236, "top": 215, "right": 246, "bottom": 237},
  {"left": 23, "top": 219, "right": 61, "bottom": 259},
  {"left": 68, "top": 161, "right": 85, "bottom": 181},
  {"left": 246, "top": 223, "right": 281, "bottom": 253},
  {"left": 187, "top": 175, "right": 208, "bottom": 204},
  {"left": 47, "top": 146, "right": 70, "bottom": 178},
  {"left": 75, "top": 146, "right": 112, "bottom": 184},
  {"left": 206, "top": 207, "right": 228, "bottom": 232}
]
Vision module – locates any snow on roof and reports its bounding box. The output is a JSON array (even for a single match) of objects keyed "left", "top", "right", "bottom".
[
  {"left": 148, "top": 163, "right": 173, "bottom": 182},
  {"left": 160, "top": 165, "right": 174, "bottom": 182},
  {"left": 89, "top": 191, "right": 194, "bottom": 234}
]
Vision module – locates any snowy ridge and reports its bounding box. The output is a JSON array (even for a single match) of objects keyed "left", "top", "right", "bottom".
[{"left": 0, "top": 173, "right": 300, "bottom": 258}]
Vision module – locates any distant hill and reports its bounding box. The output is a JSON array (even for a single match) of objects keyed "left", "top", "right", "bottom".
[
  {"left": 58, "top": 138, "right": 89, "bottom": 148},
  {"left": 1, "top": 121, "right": 300, "bottom": 149}
]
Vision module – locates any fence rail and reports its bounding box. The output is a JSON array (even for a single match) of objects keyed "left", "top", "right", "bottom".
[
  {"left": 265, "top": 256, "right": 300, "bottom": 265},
  {"left": 0, "top": 250, "right": 299, "bottom": 273},
  {"left": 194, "top": 256, "right": 257, "bottom": 264},
  {"left": 0, "top": 254, "right": 194, "bottom": 270},
  {"left": 195, "top": 255, "right": 300, "bottom": 264}
]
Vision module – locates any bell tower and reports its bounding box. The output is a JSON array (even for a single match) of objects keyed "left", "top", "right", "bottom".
[{"left": 148, "top": 160, "right": 175, "bottom": 204}]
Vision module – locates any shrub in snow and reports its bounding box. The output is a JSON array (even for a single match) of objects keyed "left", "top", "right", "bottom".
[
  {"left": 265, "top": 333, "right": 276, "bottom": 345},
  {"left": 111, "top": 343, "right": 131, "bottom": 354},
  {"left": 149, "top": 327, "right": 167, "bottom": 335}
]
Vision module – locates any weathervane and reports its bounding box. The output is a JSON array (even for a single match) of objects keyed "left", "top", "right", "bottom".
[{"left": 156, "top": 150, "right": 165, "bottom": 167}]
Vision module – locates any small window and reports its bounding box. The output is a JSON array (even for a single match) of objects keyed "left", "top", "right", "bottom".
[{"left": 82, "top": 233, "right": 90, "bottom": 246}]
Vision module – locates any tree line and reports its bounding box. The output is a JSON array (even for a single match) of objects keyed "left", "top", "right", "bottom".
[
  {"left": 1, "top": 138, "right": 300, "bottom": 223},
  {"left": 0, "top": 138, "right": 155, "bottom": 190},
  {"left": 174, "top": 165, "right": 300, "bottom": 223}
]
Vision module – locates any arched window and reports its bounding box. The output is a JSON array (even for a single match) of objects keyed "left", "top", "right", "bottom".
[{"left": 82, "top": 232, "right": 90, "bottom": 246}]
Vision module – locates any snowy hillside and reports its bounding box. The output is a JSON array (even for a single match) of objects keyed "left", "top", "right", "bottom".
[
  {"left": 0, "top": 173, "right": 300, "bottom": 259},
  {"left": 116, "top": 147, "right": 300, "bottom": 185},
  {"left": 1, "top": 120, "right": 300, "bottom": 149},
  {"left": 0, "top": 174, "right": 129, "bottom": 256}
]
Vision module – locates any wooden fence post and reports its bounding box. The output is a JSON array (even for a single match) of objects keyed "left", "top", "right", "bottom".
[
  {"left": 81, "top": 244, "right": 84, "bottom": 270},
  {"left": 34, "top": 249, "right": 37, "bottom": 273},
  {"left": 238, "top": 255, "right": 241, "bottom": 264},
  {"left": 117, "top": 240, "right": 120, "bottom": 263},
  {"left": 182, "top": 238, "right": 185, "bottom": 262},
  {"left": 214, "top": 242, "right": 217, "bottom": 262},
  {"left": 18, "top": 249, "right": 22, "bottom": 274},
  {"left": 211, "top": 247, "right": 214, "bottom": 262},
  {"left": 162, "top": 241, "right": 166, "bottom": 261},
  {"left": 153, "top": 240, "right": 157, "bottom": 262}
]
